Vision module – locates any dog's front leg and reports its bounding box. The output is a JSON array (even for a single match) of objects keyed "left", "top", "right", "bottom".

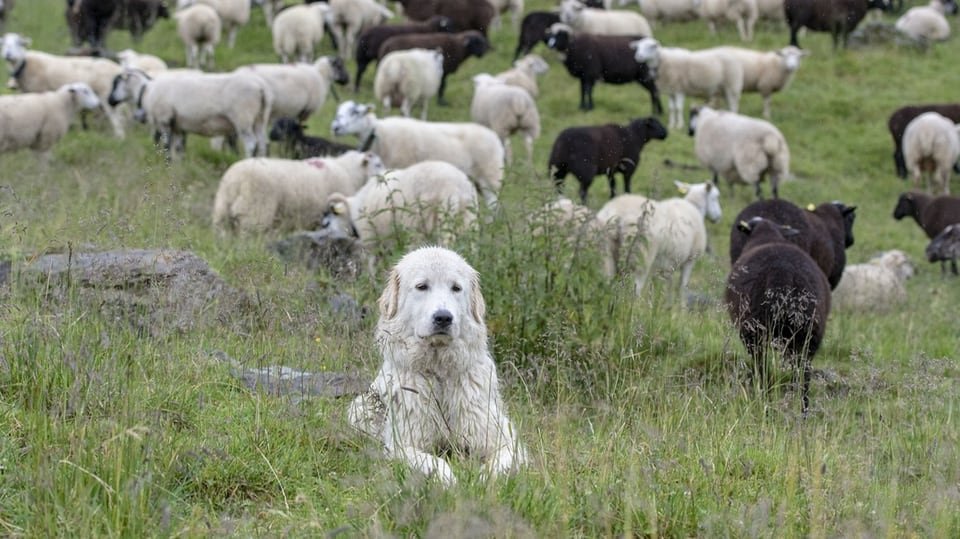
[{"left": 387, "top": 443, "right": 457, "bottom": 486}]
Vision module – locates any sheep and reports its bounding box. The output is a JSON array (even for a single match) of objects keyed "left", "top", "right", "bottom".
[
  {"left": 64, "top": 0, "right": 120, "bottom": 50},
  {"left": 893, "top": 191, "right": 960, "bottom": 274},
  {"left": 548, "top": 116, "right": 668, "bottom": 204},
  {"left": 687, "top": 105, "right": 789, "bottom": 199},
  {"left": 833, "top": 250, "right": 915, "bottom": 311},
  {"left": 630, "top": 37, "right": 743, "bottom": 129},
  {"left": 903, "top": 112, "right": 960, "bottom": 195},
  {"left": 212, "top": 151, "right": 386, "bottom": 234},
  {"left": 178, "top": 0, "right": 250, "bottom": 48},
  {"left": 559, "top": 0, "right": 654, "bottom": 36},
  {"left": 470, "top": 74, "right": 541, "bottom": 165},
  {"left": 925, "top": 223, "right": 960, "bottom": 274},
  {"left": 888, "top": 104, "right": 960, "bottom": 179},
  {"left": 699, "top": 0, "right": 759, "bottom": 41},
  {"left": 1, "top": 33, "right": 126, "bottom": 138},
  {"left": 725, "top": 216, "right": 831, "bottom": 414},
  {"left": 107, "top": 68, "right": 272, "bottom": 159},
  {"left": 487, "top": 0, "right": 524, "bottom": 30},
  {"left": 257, "top": 0, "right": 284, "bottom": 26},
  {"left": 729, "top": 199, "right": 858, "bottom": 289},
  {"left": 173, "top": 3, "right": 221, "bottom": 69},
  {"left": 377, "top": 30, "right": 490, "bottom": 106},
  {"left": 713, "top": 45, "right": 808, "bottom": 119},
  {"left": 116, "top": 48, "right": 168, "bottom": 76},
  {"left": 271, "top": 3, "right": 329, "bottom": 63},
  {"left": 784, "top": 0, "right": 892, "bottom": 49},
  {"left": 755, "top": 0, "right": 785, "bottom": 21},
  {"left": 620, "top": 0, "right": 700, "bottom": 22},
  {"left": 596, "top": 181, "right": 722, "bottom": 301},
  {"left": 494, "top": 54, "right": 548, "bottom": 98},
  {"left": 325, "top": 0, "right": 394, "bottom": 60},
  {"left": 373, "top": 48, "right": 444, "bottom": 119},
  {"left": 0, "top": 0, "right": 14, "bottom": 34},
  {"left": 331, "top": 100, "right": 504, "bottom": 209},
  {"left": 545, "top": 24, "right": 662, "bottom": 114},
  {"left": 269, "top": 117, "right": 355, "bottom": 159},
  {"left": 895, "top": 0, "right": 958, "bottom": 42},
  {"left": 513, "top": 11, "right": 559, "bottom": 60},
  {"left": 393, "top": 0, "right": 494, "bottom": 35},
  {"left": 353, "top": 16, "right": 454, "bottom": 92},
  {"left": 238, "top": 56, "right": 350, "bottom": 122},
  {"left": 0, "top": 82, "right": 102, "bottom": 163}
]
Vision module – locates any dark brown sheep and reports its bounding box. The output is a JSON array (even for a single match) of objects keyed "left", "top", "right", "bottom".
[
  {"left": 353, "top": 16, "right": 455, "bottom": 92},
  {"left": 887, "top": 103, "right": 960, "bottom": 179},
  {"left": 784, "top": 0, "right": 892, "bottom": 49},
  {"left": 377, "top": 30, "right": 489, "bottom": 105},
  {"left": 66, "top": 0, "right": 169, "bottom": 49},
  {"left": 394, "top": 0, "right": 495, "bottom": 35},
  {"left": 893, "top": 191, "right": 960, "bottom": 273}
]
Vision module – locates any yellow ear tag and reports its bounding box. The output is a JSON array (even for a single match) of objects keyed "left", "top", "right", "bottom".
[
  {"left": 332, "top": 203, "right": 345, "bottom": 215},
  {"left": 678, "top": 186, "right": 688, "bottom": 195},
  {"left": 739, "top": 220, "right": 749, "bottom": 228},
  {"left": 806, "top": 204, "right": 815, "bottom": 211}
]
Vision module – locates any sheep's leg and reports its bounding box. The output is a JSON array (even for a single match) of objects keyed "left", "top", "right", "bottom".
[
  {"left": 419, "top": 100, "right": 429, "bottom": 121},
  {"left": 400, "top": 98, "right": 411, "bottom": 118},
  {"left": 524, "top": 135, "right": 534, "bottom": 165},
  {"left": 580, "top": 80, "right": 594, "bottom": 111},
  {"left": 502, "top": 138, "right": 514, "bottom": 165},
  {"left": 186, "top": 44, "right": 198, "bottom": 69},
  {"left": 952, "top": 259, "right": 958, "bottom": 276},
  {"left": 677, "top": 261, "right": 695, "bottom": 305},
  {"left": 239, "top": 131, "right": 259, "bottom": 158},
  {"left": 800, "top": 360, "right": 811, "bottom": 415},
  {"left": 762, "top": 95, "right": 772, "bottom": 119},
  {"left": 736, "top": 17, "right": 748, "bottom": 41},
  {"left": 789, "top": 25, "right": 801, "bottom": 48},
  {"left": 437, "top": 76, "right": 449, "bottom": 106},
  {"left": 607, "top": 173, "right": 617, "bottom": 199},
  {"left": 101, "top": 104, "right": 126, "bottom": 139},
  {"left": 227, "top": 25, "right": 238, "bottom": 49},
  {"left": 354, "top": 61, "right": 370, "bottom": 92}
]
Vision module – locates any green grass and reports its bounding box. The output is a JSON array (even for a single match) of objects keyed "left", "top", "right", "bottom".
[{"left": 1, "top": 0, "right": 959, "bottom": 536}]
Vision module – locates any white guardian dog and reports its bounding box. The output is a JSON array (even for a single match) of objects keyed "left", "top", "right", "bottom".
[{"left": 349, "top": 246, "right": 527, "bottom": 485}]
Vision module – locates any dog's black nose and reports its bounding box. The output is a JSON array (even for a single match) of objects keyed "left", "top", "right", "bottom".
[{"left": 432, "top": 309, "right": 453, "bottom": 329}]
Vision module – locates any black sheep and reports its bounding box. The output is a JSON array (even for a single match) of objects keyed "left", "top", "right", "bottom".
[
  {"left": 893, "top": 191, "right": 960, "bottom": 273},
  {"left": 513, "top": 11, "right": 559, "bottom": 60},
  {"left": 394, "top": 0, "right": 494, "bottom": 35},
  {"left": 66, "top": 0, "right": 168, "bottom": 49},
  {"left": 925, "top": 223, "right": 960, "bottom": 275},
  {"left": 548, "top": 117, "right": 668, "bottom": 204},
  {"left": 353, "top": 16, "right": 455, "bottom": 92},
  {"left": 887, "top": 103, "right": 960, "bottom": 179},
  {"left": 269, "top": 118, "right": 354, "bottom": 159},
  {"left": 378, "top": 30, "right": 489, "bottom": 105},
  {"left": 544, "top": 24, "right": 662, "bottom": 114},
  {"left": 784, "top": 0, "right": 892, "bottom": 49},
  {"left": 725, "top": 217, "right": 832, "bottom": 414}
]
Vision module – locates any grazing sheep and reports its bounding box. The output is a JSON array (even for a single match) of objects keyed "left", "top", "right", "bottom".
[
  {"left": 630, "top": 37, "right": 743, "bottom": 129},
  {"left": 331, "top": 100, "right": 505, "bottom": 209},
  {"left": 373, "top": 48, "right": 444, "bottom": 119},
  {"left": 0, "top": 82, "right": 102, "bottom": 163},
  {"left": 212, "top": 151, "right": 385, "bottom": 234},
  {"left": 238, "top": 56, "right": 350, "bottom": 122},
  {"left": 620, "top": 0, "right": 700, "bottom": 22},
  {"left": 560, "top": 0, "right": 654, "bottom": 36},
  {"left": 833, "top": 250, "right": 915, "bottom": 311},
  {"left": 545, "top": 24, "right": 662, "bottom": 114},
  {"left": 548, "top": 117, "right": 668, "bottom": 204},
  {"left": 888, "top": 103, "right": 960, "bottom": 179},
  {"left": 0, "top": 0, "right": 14, "bottom": 34},
  {"left": 597, "top": 181, "right": 722, "bottom": 300},
  {"left": 925, "top": 223, "right": 960, "bottom": 274},
  {"left": 271, "top": 3, "right": 329, "bottom": 63},
  {"left": 269, "top": 117, "right": 355, "bottom": 158},
  {"left": 378, "top": 30, "right": 490, "bottom": 105},
  {"left": 393, "top": 0, "right": 495, "bottom": 35},
  {"left": 902, "top": 111, "right": 960, "bottom": 195},
  {"left": 116, "top": 48, "right": 168, "bottom": 75},
  {"left": 895, "top": 0, "right": 958, "bottom": 42},
  {"left": 115, "top": 0, "right": 171, "bottom": 43},
  {"left": 495, "top": 53, "right": 548, "bottom": 98},
  {"left": 756, "top": 0, "right": 786, "bottom": 20},
  {"left": 530, "top": 196, "right": 598, "bottom": 240},
  {"left": 784, "top": 0, "right": 891, "bottom": 49},
  {"left": 470, "top": 74, "right": 540, "bottom": 164},
  {"left": 325, "top": 0, "right": 394, "bottom": 59},
  {"left": 173, "top": 2, "right": 221, "bottom": 69},
  {"left": 688, "top": 105, "right": 790, "bottom": 199},
  {"left": 178, "top": 0, "right": 250, "bottom": 48},
  {"left": 725, "top": 216, "right": 831, "bottom": 414},
  {"left": 513, "top": 11, "right": 559, "bottom": 60},
  {"left": 713, "top": 45, "right": 808, "bottom": 119},
  {"left": 893, "top": 191, "right": 960, "bottom": 273},
  {"left": 353, "top": 16, "right": 454, "bottom": 92},
  {"left": 699, "top": 0, "right": 759, "bottom": 41}
]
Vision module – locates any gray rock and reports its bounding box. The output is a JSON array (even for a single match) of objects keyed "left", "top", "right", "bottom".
[{"left": 214, "top": 350, "right": 368, "bottom": 400}]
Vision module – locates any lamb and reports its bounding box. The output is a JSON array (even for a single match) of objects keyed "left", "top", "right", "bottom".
[
  {"left": 620, "top": 0, "right": 700, "bottom": 22},
  {"left": 325, "top": 0, "right": 394, "bottom": 60},
  {"left": 173, "top": 2, "right": 221, "bottom": 69},
  {"left": 212, "top": 151, "right": 385, "bottom": 234},
  {"left": 713, "top": 45, "right": 808, "bottom": 119},
  {"left": 784, "top": 0, "right": 891, "bottom": 49},
  {"left": 548, "top": 116, "right": 668, "bottom": 204},
  {"left": 833, "top": 250, "right": 915, "bottom": 311},
  {"left": 116, "top": 48, "right": 168, "bottom": 75},
  {"left": 725, "top": 216, "right": 831, "bottom": 414},
  {"left": 373, "top": 48, "right": 444, "bottom": 119},
  {"left": 494, "top": 54, "right": 549, "bottom": 98},
  {"left": 630, "top": 37, "right": 744, "bottom": 129},
  {"left": 0, "top": 0, "right": 14, "bottom": 34},
  {"left": 269, "top": 117, "right": 355, "bottom": 159},
  {"left": 513, "top": 11, "right": 559, "bottom": 60},
  {"left": 0, "top": 82, "right": 102, "bottom": 163},
  {"left": 699, "top": 0, "right": 759, "bottom": 41},
  {"left": 353, "top": 15, "right": 454, "bottom": 91},
  {"left": 271, "top": 3, "right": 329, "bottom": 63},
  {"left": 470, "top": 74, "right": 540, "bottom": 165},
  {"left": 559, "top": 0, "right": 654, "bottom": 37},
  {"left": 331, "top": 100, "right": 504, "bottom": 208},
  {"left": 687, "top": 105, "right": 789, "bottom": 199},
  {"left": 238, "top": 56, "right": 350, "bottom": 122},
  {"left": 596, "top": 181, "right": 722, "bottom": 301},
  {"left": 895, "top": 0, "right": 958, "bottom": 42},
  {"left": 902, "top": 111, "right": 960, "bottom": 195},
  {"left": 925, "top": 223, "right": 960, "bottom": 274},
  {"left": 545, "top": 24, "right": 662, "bottom": 114},
  {"left": 888, "top": 103, "right": 960, "bottom": 179},
  {"left": 178, "top": 0, "right": 250, "bottom": 48},
  {"left": 893, "top": 191, "right": 960, "bottom": 274},
  {"left": 377, "top": 30, "right": 490, "bottom": 105},
  {"left": 392, "top": 0, "right": 494, "bottom": 35}
]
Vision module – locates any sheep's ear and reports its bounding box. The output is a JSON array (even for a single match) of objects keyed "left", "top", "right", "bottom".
[
  {"left": 843, "top": 206, "right": 857, "bottom": 216},
  {"left": 674, "top": 181, "right": 689, "bottom": 194},
  {"left": 806, "top": 203, "right": 816, "bottom": 211},
  {"left": 469, "top": 271, "right": 486, "bottom": 324},
  {"left": 378, "top": 269, "right": 400, "bottom": 320}
]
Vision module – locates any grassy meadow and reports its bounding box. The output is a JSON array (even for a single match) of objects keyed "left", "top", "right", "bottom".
[{"left": 1, "top": 0, "right": 960, "bottom": 536}]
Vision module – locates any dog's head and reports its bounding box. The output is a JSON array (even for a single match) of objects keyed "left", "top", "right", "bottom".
[{"left": 377, "top": 246, "right": 486, "bottom": 347}]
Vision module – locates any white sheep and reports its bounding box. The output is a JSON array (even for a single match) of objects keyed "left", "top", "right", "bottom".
[
  {"left": 0, "top": 82, "right": 101, "bottom": 163},
  {"left": 116, "top": 49, "right": 168, "bottom": 76},
  {"left": 271, "top": 3, "right": 329, "bottom": 63},
  {"left": 321, "top": 160, "right": 479, "bottom": 250},
  {"left": 178, "top": 0, "right": 250, "bottom": 48},
  {"left": 488, "top": 0, "right": 525, "bottom": 30},
  {"left": 373, "top": 48, "right": 444, "bottom": 120},
  {"left": 699, "top": 0, "right": 759, "bottom": 41},
  {"left": 330, "top": 100, "right": 505, "bottom": 209},
  {"left": 325, "top": 0, "right": 393, "bottom": 59},
  {"left": 688, "top": 105, "right": 790, "bottom": 198},
  {"left": 755, "top": 0, "right": 785, "bottom": 21},
  {"left": 630, "top": 37, "right": 744, "bottom": 129},
  {"left": 173, "top": 3, "right": 221, "bottom": 69},
  {"left": 1, "top": 33, "right": 126, "bottom": 138},
  {"left": 595, "top": 181, "right": 722, "bottom": 301},
  {"left": 238, "top": 56, "right": 349, "bottom": 122},
  {"left": 902, "top": 111, "right": 960, "bottom": 195},
  {"left": 620, "top": 0, "right": 701, "bottom": 22},
  {"left": 895, "top": 0, "right": 955, "bottom": 42},
  {"left": 560, "top": 0, "right": 654, "bottom": 36},
  {"left": 832, "top": 250, "right": 915, "bottom": 312},
  {"left": 212, "top": 151, "right": 385, "bottom": 234},
  {"left": 470, "top": 74, "right": 541, "bottom": 165},
  {"left": 494, "top": 53, "right": 549, "bottom": 98},
  {"left": 714, "top": 45, "right": 808, "bottom": 118}
]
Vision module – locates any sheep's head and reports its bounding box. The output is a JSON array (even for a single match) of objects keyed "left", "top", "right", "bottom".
[
  {"left": 687, "top": 105, "right": 715, "bottom": 137},
  {"left": 737, "top": 217, "right": 800, "bottom": 245},
  {"left": 516, "top": 54, "right": 549, "bottom": 75},
  {"left": 832, "top": 202, "right": 857, "bottom": 248},
  {"left": 630, "top": 116, "right": 668, "bottom": 142},
  {"left": 269, "top": 117, "right": 303, "bottom": 142},
  {"left": 319, "top": 194, "right": 359, "bottom": 239},
  {"left": 66, "top": 82, "right": 102, "bottom": 111},
  {"left": 545, "top": 23, "right": 573, "bottom": 52},
  {"left": 331, "top": 100, "right": 374, "bottom": 137},
  {"left": 462, "top": 31, "right": 490, "bottom": 58},
  {"left": 629, "top": 38, "right": 661, "bottom": 68},
  {"left": 362, "top": 152, "right": 386, "bottom": 178},
  {"left": 321, "top": 56, "right": 350, "bottom": 86},
  {"left": 677, "top": 181, "right": 722, "bottom": 223},
  {"left": 777, "top": 46, "right": 809, "bottom": 72},
  {"left": 875, "top": 249, "right": 916, "bottom": 281},
  {"left": 559, "top": 0, "right": 586, "bottom": 23},
  {"left": 1, "top": 33, "right": 30, "bottom": 64},
  {"left": 926, "top": 224, "right": 960, "bottom": 263},
  {"left": 892, "top": 192, "right": 919, "bottom": 221},
  {"left": 937, "top": 0, "right": 960, "bottom": 15},
  {"left": 108, "top": 68, "right": 151, "bottom": 107}
]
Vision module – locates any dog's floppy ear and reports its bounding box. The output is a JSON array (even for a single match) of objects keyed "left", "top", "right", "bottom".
[
  {"left": 378, "top": 269, "right": 400, "bottom": 320},
  {"left": 469, "top": 271, "right": 485, "bottom": 324}
]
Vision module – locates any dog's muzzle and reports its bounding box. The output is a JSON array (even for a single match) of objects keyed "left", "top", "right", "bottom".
[{"left": 431, "top": 309, "right": 453, "bottom": 335}]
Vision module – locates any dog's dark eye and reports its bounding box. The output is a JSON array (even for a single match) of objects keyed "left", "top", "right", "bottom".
[
  {"left": 451, "top": 284, "right": 462, "bottom": 293},
  {"left": 415, "top": 283, "right": 428, "bottom": 291}
]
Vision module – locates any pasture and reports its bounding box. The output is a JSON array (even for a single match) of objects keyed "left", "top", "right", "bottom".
[{"left": 1, "top": 0, "right": 959, "bottom": 536}]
